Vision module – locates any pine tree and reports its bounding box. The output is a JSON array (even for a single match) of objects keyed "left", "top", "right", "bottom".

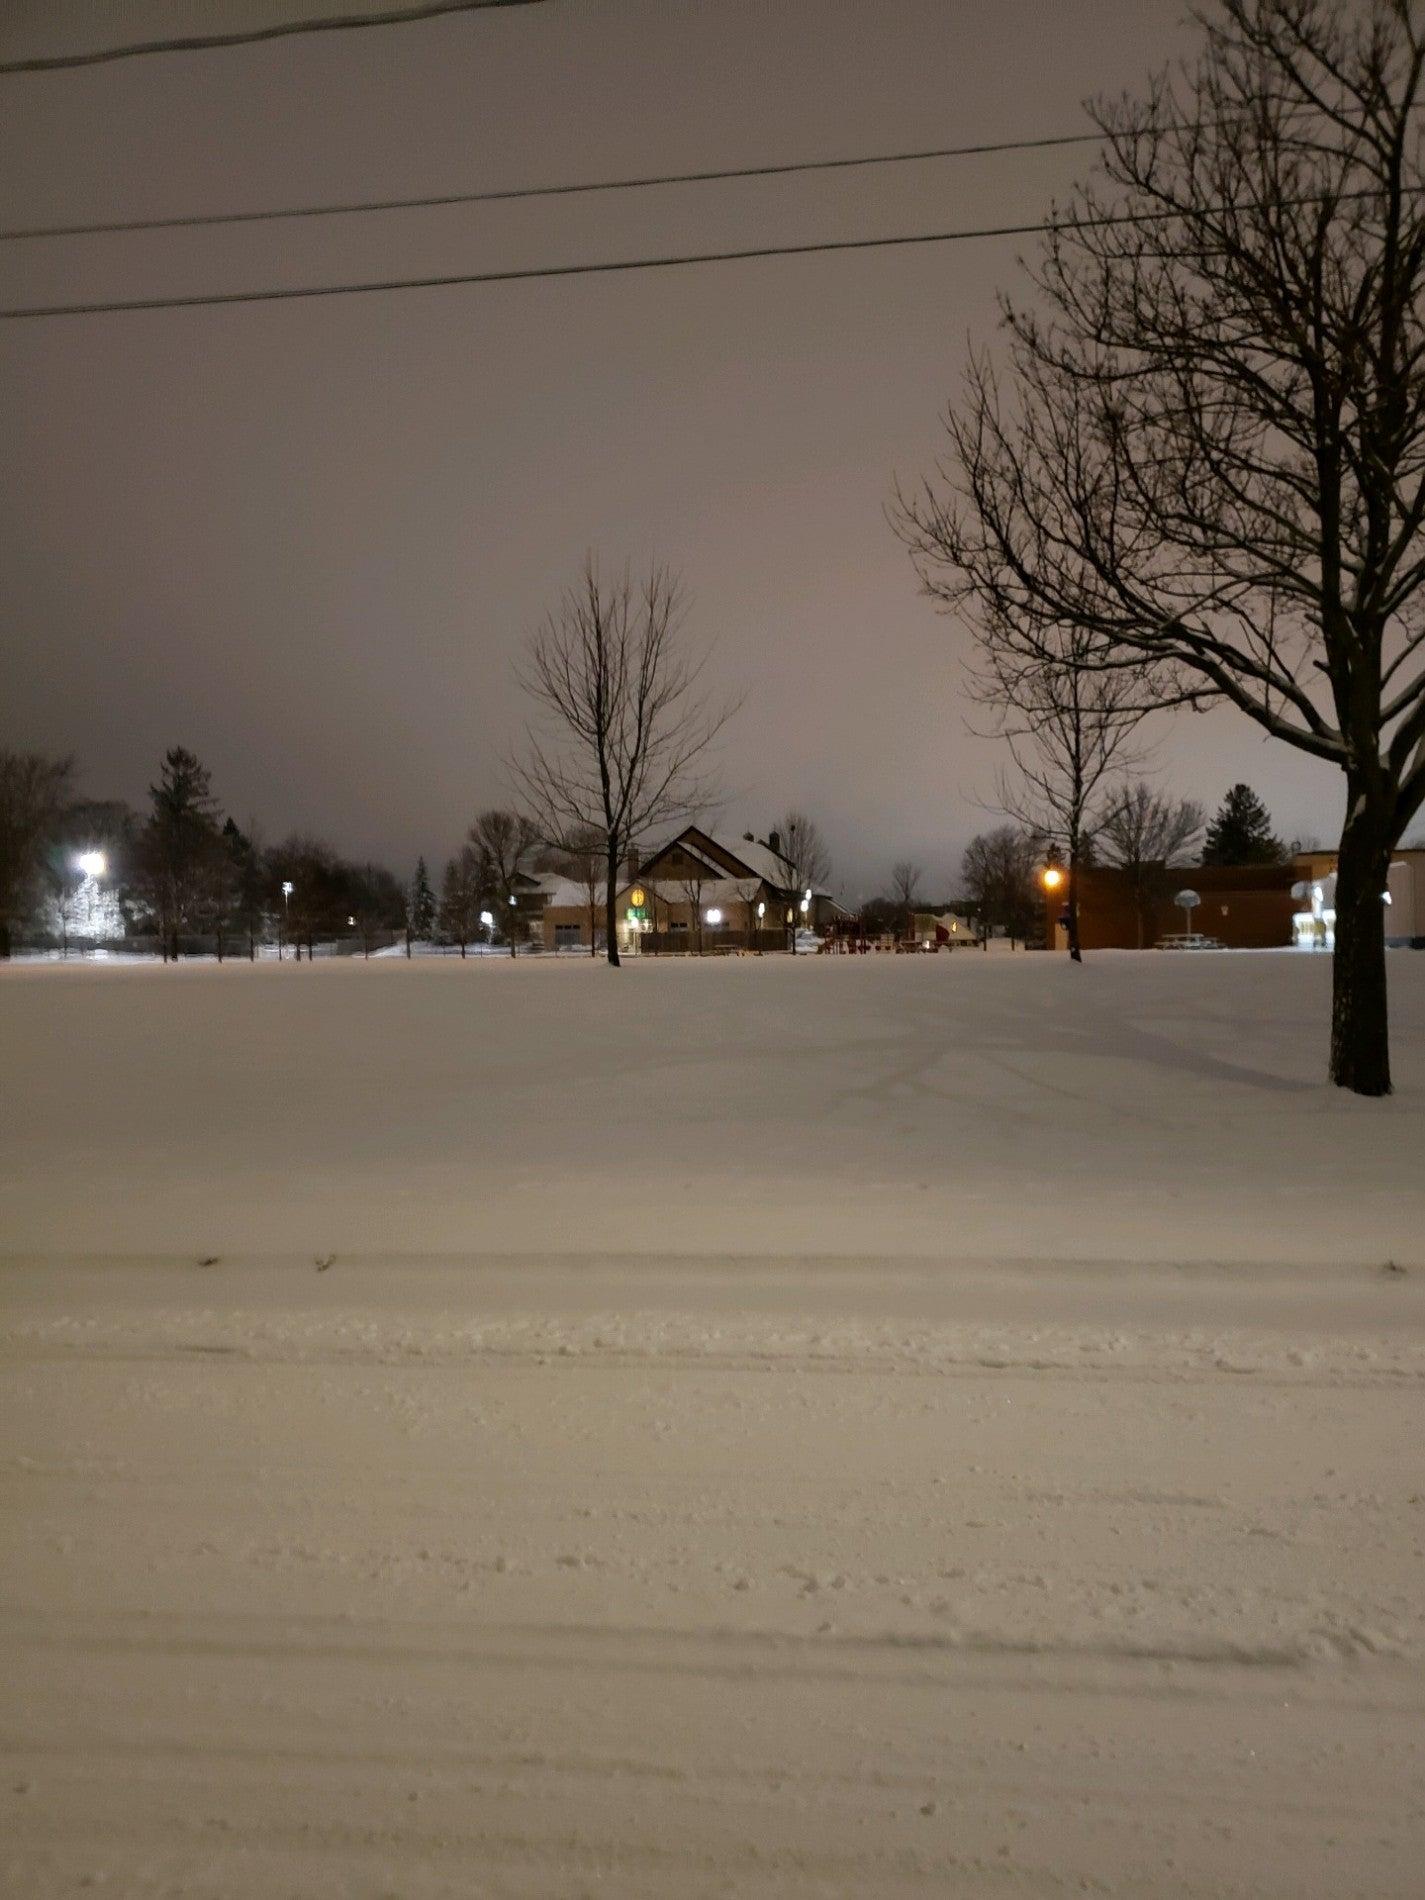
[
  {"left": 1201, "top": 784, "right": 1284, "bottom": 867},
  {"left": 409, "top": 857, "right": 436, "bottom": 945},
  {"left": 142, "top": 747, "right": 220, "bottom": 959}
]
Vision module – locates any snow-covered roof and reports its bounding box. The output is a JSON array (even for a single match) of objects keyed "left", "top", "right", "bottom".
[
  {"left": 715, "top": 835, "right": 799, "bottom": 890},
  {"left": 541, "top": 877, "right": 596, "bottom": 911}
]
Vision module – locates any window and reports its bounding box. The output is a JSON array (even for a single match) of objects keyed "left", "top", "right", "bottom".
[{"left": 554, "top": 923, "right": 581, "bottom": 948}]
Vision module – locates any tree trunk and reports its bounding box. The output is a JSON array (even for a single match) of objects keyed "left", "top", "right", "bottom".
[
  {"left": 1065, "top": 840, "right": 1083, "bottom": 964},
  {"left": 1329, "top": 791, "right": 1394, "bottom": 1096},
  {"left": 605, "top": 851, "right": 620, "bottom": 968},
  {"left": 0, "top": 920, "right": 10, "bottom": 959}
]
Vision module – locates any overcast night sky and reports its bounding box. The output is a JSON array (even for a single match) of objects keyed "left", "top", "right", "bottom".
[{"left": 0, "top": 0, "right": 1348, "bottom": 897}]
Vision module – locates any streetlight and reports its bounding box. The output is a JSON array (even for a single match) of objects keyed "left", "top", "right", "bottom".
[
  {"left": 280, "top": 880, "right": 293, "bottom": 960},
  {"left": 76, "top": 851, "right": 107, "bottom": 879},
  {"left": 1041, "top": 866, "right": 1064, "bottom": 891}
]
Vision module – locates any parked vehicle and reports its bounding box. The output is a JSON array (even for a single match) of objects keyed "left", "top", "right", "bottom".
[{"left": 1155, "top": 932, "right": 1225, "bottom": 950}]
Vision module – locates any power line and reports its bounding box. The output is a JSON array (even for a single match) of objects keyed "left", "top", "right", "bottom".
[
  {"left": 0, "top": 128, "right": 1102, "bottom": 245},
  {"left": 0, "top": 0, "right": 548, "bottom": 76},
  {"left": 0, "top": 130, "right": 1106, "bottom": 244},
  {"left": 0, "top": 203, "right": 1254, "bottom": 322}
]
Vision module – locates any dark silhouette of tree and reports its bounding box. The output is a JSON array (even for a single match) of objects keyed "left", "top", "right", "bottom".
[
  {"left": 140, "top": 747, "right": 220, "bottom": 960},
  {"left": 470, "top": 809, "right": 539, "bottom": 958},
  {"left": 961, "top": 826, "right": 1041, "bottom": 945},
  {"left": 895, "top": 0, "right": 1425, "bottom": 1089},
  {"left": 408, "top": 857, "right": 436, "bottom": 945},
  {"left": 889, "top": 860, "right": 923, "bottom": 936},
  {"left": 438, "top": 848, "right": 480, "bottom": 957},
  {"left": 974, "top": 628, "right": 1153, "bottom": 961},
  {"left": 1202, "top": 783, "right": 1285, "bottom": 867},
  {"left": 1099, "top": 783, "right": 1207, "bottom": 945},
  {"left": 351, "top": 862, "right": 403, "bottom": 957},
  {"left": 0, "top": 752, "right": 73, "bottom": 957},
  {"left": 514, "top": 558, "right": 733, "bottom": 967}
]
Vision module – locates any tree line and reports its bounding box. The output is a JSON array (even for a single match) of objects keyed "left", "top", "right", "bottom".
[{"left": 0, "top": 744, "right": 644, "bottom": 961}]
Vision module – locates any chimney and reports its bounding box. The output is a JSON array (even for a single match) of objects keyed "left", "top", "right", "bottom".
[
  {"left": 767, "top": 829, "right": 781, "bottom": 856},
  {"left": 625, "top": 848, "right": 640, "bottom": 882}
]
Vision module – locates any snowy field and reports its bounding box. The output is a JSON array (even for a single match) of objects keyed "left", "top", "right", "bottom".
[{"left": 2, "top": 952, "right": 1423, "bottom": 1896}]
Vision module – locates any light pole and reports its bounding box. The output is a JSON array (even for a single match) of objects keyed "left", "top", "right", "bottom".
[
  {"left": 281, "top": 880, "right": 293, "bottom": 960},
  {"left": 1040, "top": 864, "right": 1066, "bottom": 956}
]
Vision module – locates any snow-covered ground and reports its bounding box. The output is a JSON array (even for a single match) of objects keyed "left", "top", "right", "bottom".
[{"left": 2, "top": 953, "right": 1423, "bottom": 1895}]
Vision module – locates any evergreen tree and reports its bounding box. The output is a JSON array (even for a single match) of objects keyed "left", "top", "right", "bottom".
[
  {"left": 1201, "top": 784, "right": 1284, "bottom": 867},
  {"left": 141, "top": 747, "right": 220, "bottom": 959},
  {"left": 409, "top": 857, "right": 436, "bottom": 944},
  {"left": 221, "top": 818, "right": 266, "bottom": 960}
]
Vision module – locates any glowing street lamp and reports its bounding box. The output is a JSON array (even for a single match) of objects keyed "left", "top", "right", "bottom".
[
  {"left": 76, "top": 850, "right": 107, "bottom": 879},
  {"left": 1041, "top": 865, "right": 1064, "bottom": 891}
]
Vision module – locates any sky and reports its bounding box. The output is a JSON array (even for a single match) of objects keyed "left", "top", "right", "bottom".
[{"left": 0, "top": 0, "right": 1348, "bottom": 899}]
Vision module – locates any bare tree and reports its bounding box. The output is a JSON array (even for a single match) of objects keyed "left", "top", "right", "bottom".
[
  {"left": 514, "top": 558, "right": 733, "bottom": 967},
  {"left": 470, "top": 808, "right": 539, "bottom": 958},
  {"left": 549, "top": 821, "right": 606, "bottom": 957},
  {"left": 889, "top": 860, "right": 923, "bottom": 936},
  {"left": 439, "top": 846, "right": 480, "bottom": 957},
  {"left": 776, "top": 811, "right": 831, "bottom": 897},
  {"left": 732, "top": 876, "right": 763, "bottom": 952},
  {"left": 1099, "top": 782, "right": 1206, "bottom": 947},
  {"left": 676, "top": 867, "right": 707, "bottom": 954},
  {"left": 0, "top": 751, "right": 73, "bottom": 957},
  {"left": 975, "top": 626, "right": 1151, "bottom": 961},
  {"left": 896, "top": 1, "right": 1425, "bottom": 1090},
  {"left": 961, "top": 825, "right": 1041, "bottom": 945}
]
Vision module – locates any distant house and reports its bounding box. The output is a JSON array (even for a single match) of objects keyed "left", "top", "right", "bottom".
[{"left": 539, "top": 825, "right": 839, "bottom": 954}]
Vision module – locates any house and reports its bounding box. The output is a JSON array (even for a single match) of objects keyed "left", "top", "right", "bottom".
[{"left": 538, "top": 826, "right": 838, "bottom": 954}]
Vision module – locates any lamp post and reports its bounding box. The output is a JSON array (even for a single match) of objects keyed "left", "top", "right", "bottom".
[
  {"left": 281, "top": 880, "right": 293, "bottom": 960},
  {"left": 1040, "top": 864, "right": 1068, "bottom": 957}
]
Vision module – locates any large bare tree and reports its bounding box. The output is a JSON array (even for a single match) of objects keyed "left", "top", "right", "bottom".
[
  {"left": 1099, "top": 781, "right": 1207, "bottom": 946},
  {"left": 515, "top": 559, "right": 732, "bottom": 967},
  {"left": 896, "top": 0, "right": 1425, "bottom": 1092},
  {"left": 975, "top": 625, "right": 1152, "bottom": 961}
]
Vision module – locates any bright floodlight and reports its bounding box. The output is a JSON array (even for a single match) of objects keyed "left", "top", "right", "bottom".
[
  {"left": 76, "top": 851, "right": 106, "bottom": 878},
  {"left": 479, "top": 910, "right": 494, "bottom": 929},
  {"left": 1042, "top": 866, "right": 1064, "bottom": 890},
  {"left": 705, "top": 907, "right": 723, "bottom": 925},
  {"left": 281, "top": 880, "right": 294, "bottom": 897}
]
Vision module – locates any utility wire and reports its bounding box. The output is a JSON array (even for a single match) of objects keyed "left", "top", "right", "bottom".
[
  {"left": 0, "top": 200, "right": 1337, "bottom": 322},
  {"left": 0, "top": 131, "right": 1106, "bottom": 244},
  {"left": 0, "top": 130, "right": 1109, "bottom": 243},
  {"left": 0, "top": 0, "right": 548, "bottom": 75}
]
